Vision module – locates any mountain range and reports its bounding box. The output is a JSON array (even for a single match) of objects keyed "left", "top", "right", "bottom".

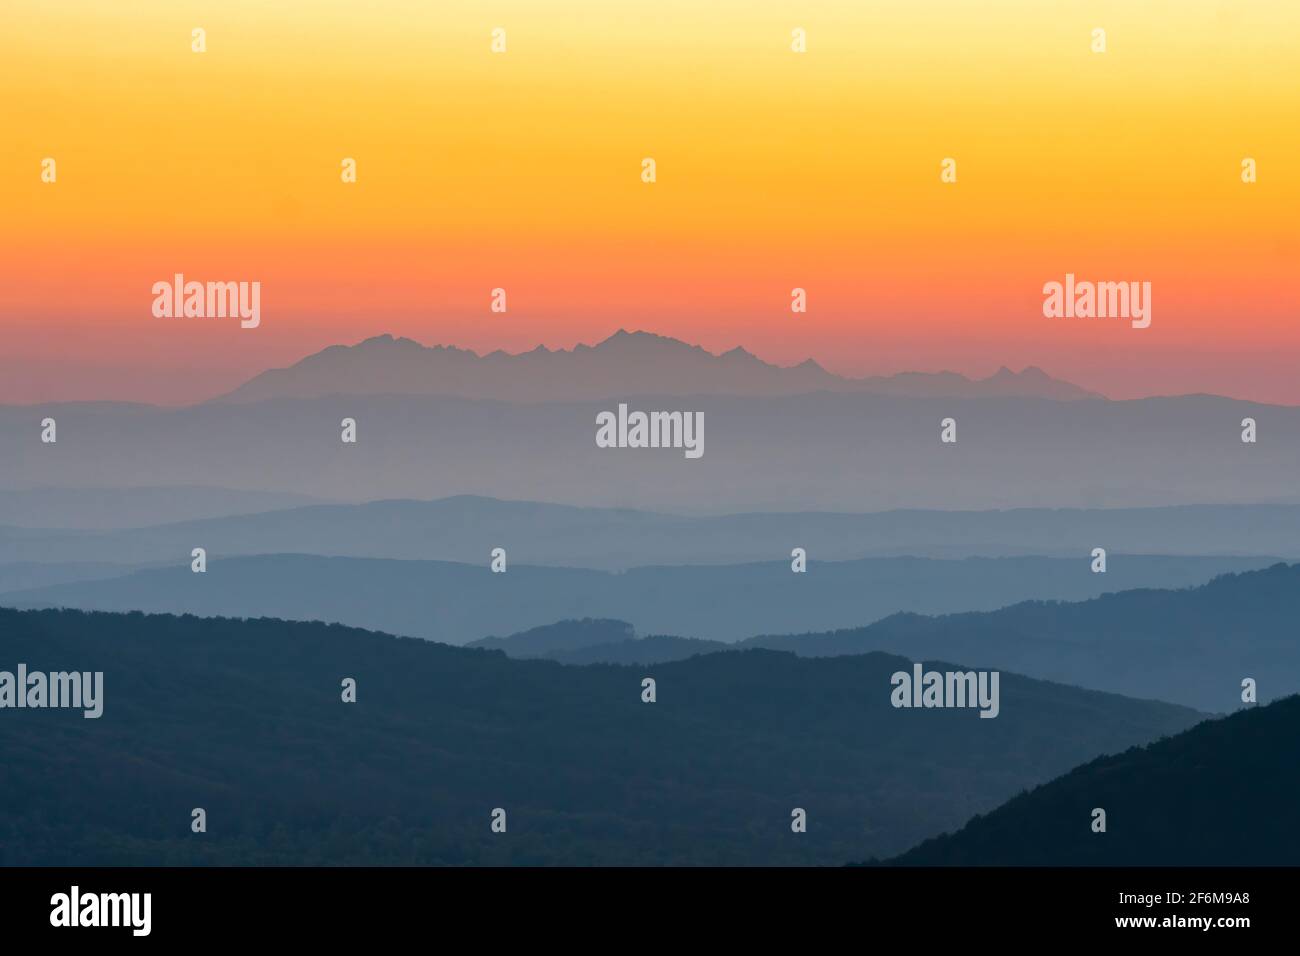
[{"left": 216, "top": 330, "right": 1104, "bottom": 404}]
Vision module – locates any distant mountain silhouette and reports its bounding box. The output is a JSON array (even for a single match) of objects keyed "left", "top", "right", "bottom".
[
  {"left": 215, "top": 330, "right": 1102, "bottom": 404},
  {"left": 884, "top": 694, "right": 1300, "bottom": 865},
  {"left": 4, "top": 553, "right": 1273, "bottom": 654},
  {"left": 0, "top": 606, "right": 1202, "bottom": 865}
]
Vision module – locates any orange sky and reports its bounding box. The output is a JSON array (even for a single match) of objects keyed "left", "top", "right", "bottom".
[{"left": 2, "top": 1, "right": 1297, "bottom": 404}]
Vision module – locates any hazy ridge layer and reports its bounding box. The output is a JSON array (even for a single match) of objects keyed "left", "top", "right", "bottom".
[
  {"left": 3, "top": 552, "right": 1273, "bottom": 655},
  {"left": 5, "top": 495, "right": 1300, "bottom": 569},
  {"left": 6, "top": 392, "right": 1298, "bottom": 511}
]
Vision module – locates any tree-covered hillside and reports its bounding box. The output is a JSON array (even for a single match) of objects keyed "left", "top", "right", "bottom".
[
  {"left": 0, "top": 607, "right": 1201, "bottom": 865},
  {"left": 886, "top": 695, "right": 1300, "bottom": 865}
]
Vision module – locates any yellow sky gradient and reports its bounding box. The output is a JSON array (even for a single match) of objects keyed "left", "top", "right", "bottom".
[{"left": 2, "top": 0, "right": 1297, "bottom": 403}]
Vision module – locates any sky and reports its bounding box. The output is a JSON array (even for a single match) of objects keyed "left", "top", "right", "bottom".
[{"left": 2, "top": 0, "right": 1297, "bottom": 405}]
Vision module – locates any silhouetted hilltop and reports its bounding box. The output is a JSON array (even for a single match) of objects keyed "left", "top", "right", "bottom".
[{"left": 884, "top": 694, "right": 1300, "bottom": 865}]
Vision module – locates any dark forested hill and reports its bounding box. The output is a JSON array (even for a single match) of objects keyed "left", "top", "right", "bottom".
[
  {"left": 885, "top": 695, "right": 1300, "bottom": 866},
  {"left": 0, "top": 607, "right": 1202, "bottom": 865}
]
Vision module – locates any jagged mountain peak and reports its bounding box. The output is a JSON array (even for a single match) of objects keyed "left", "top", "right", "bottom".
[{"left": 214, "top": 331, "right": 1101, "bottom": 404}]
